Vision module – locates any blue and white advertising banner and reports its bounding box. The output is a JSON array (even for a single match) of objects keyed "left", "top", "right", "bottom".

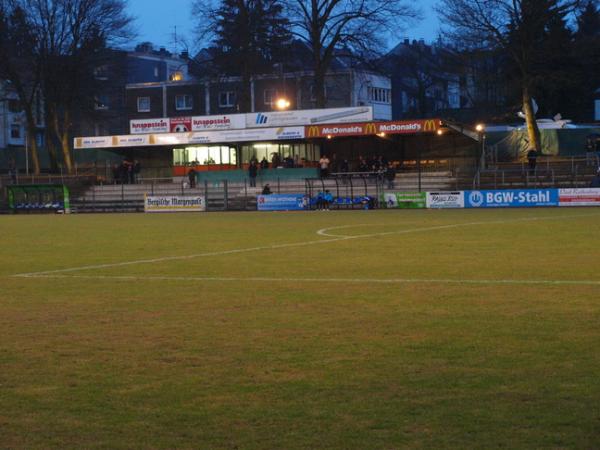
[
  {"left": 257, "top": 194, "right": 308, "bottom": 211},
  {"left": 465, "top": 189, "right": 559, "bottom": 208}
]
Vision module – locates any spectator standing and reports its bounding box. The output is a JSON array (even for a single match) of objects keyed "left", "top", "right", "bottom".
[
  {"left": 133, "top": 160, "right": 141, "bottom": 184},
  {"left": 8, "top": 158, "right": 17, "bottom": 184},
  {"left": 527, "top": 148, "right": 538, "bottom": 175},
  {"left": 248, "top": 161, "right": 258, "bottom": 187},
  {"left": 591, "top": 169, "right": 600, "bottom": 187},
  {"left": 271, "top": 152, "right": 281, "bottom": 168},
  {"left": 319, "top": 155, "right": 330, "bottom": 178},
  {"left": 323, "top": 190, "right": 334, "bottom": 210},
  {"left": 384, "top": 163, "right": 396, "bottom": 189},
  {"left": 260, "top": 157, "right": 269, "bottom": 170},
  {"left": 188, "top": 168, "right": 197, "bottom": 188}
]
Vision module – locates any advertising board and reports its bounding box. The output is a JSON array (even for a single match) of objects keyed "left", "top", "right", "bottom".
[
  {"left": 465, "top": 189, "right": 559, "bottom": 208},
  {"left": 426, "top": 191, "right": 465, "bottom": 209},
  {"left": 247, "top": 107, "right": 373, "bottom": 128},
  {"left": 558, "top": 188, "right": 600, "bottom": 206},
  {"left": 192, "top": 114, "right": 246, "bottom": 131},
  {"left": 130, "top": 118, "right": 170, "bottom": 134},
  {"left": 170, "top": 117, "right": 193, "bottom": 133},
  {"left": 257, "top": 194, "right": 308, "bottom": 211},
  {"left": 144, "top": 195, "right": 205, "bottom": 212},
  {"left": 383, "top": 192, "right": 426, "bottom": 209}
]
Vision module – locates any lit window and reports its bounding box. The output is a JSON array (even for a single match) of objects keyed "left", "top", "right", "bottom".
[
  {"left": 175, "top": 94, "right": 193, "bottom": 110},
  {"left": 137, "top": 97, "right": 151, "bottom": 112},
  {"left": 170, "top": 71, "right": 183, "bottom": 81},
  {"left": 219, "top": 91, "right": 236, "bottom": 107}
]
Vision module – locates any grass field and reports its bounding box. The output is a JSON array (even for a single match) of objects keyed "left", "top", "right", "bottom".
[{"left": 1, "top": 208, "right": 600, "bottom": 449}]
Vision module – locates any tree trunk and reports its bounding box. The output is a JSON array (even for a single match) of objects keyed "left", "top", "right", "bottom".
[
  {"left": 44, "top": 128, "right": 59, "bottom": 172},
  {"left": 24, "top": 110, "right": 41, "bottom": 175},
  {"left": 51, "top": 108, "right": 73, "bottom": 174},
  {"left": 522, "top": 86, "right": 541, "bottom": 153},
  {"left": 60, "top": 130, "right": 73, "bottom": 174},
  {"left": 314, "top": 64, "right": 327, "bottom": 108}
]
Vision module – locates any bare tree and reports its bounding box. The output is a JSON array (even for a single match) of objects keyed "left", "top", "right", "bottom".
[
  {"left": 437, "top": 0, "right": 580, "bottom": 152},
  {"left": 1, "top": 0, "right": 132, "bottom": 174},
  {"left": 287, "top": 0, "right": 417, "bottom": 108},
  {"left": 0, "top": 2, "right": 43, "bottom": 173}
]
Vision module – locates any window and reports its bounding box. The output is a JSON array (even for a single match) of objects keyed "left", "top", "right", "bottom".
[
  {"left": 264, "top": 89, "right": 276, "bottom": 105},
  {"left": 137, "top": 97, "right": 151, "bottom": 112},
  {"left": 154, "top": 66, "right": 159, "bottom": 78},
  {"left": 368, "top": 87, "right": 391, "bottom": 104},
  {"left": 175, "top": 94, "right": 193, "bottom": 110},
  {"left": 8, "top": 99, "right": 20, "bottom": 113},
  {"left": 10, "top": 124, "right": 21, "bottom": 139},
  {"left": 169, "top": 71, "right": 183, "bottom": 82},
  {"left": 219, "top": 91, "right": 236, "bottom": 107},
  {"left": 94, "top": 94, "right": 109, "bottom": 110},
  {"left": 93, "top": 65, "right": 109, "bottom": 80}
]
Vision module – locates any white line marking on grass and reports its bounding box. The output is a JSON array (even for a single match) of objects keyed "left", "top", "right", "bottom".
[
  {"left": 15, "top": 274, "right": 600, "bottom": 286},
  {"left": 11, "top": 212, "right": 600, "bottom": 278},
  {"left": 316, "top": 223, "right": 371, "bottom": 237}
]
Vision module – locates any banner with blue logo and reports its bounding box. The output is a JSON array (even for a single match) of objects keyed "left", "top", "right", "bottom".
[
  {"left": 465, "top": 189, "right": 559, "bottom": 208},
  {"left": 257, "top": 194, "right": 308, "bottom": 211}
]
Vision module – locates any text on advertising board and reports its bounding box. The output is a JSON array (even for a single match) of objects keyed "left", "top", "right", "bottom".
[
  {"left": 465, "top": 189, "right": 559, "bottom": 208},
  {"left": 305, "top": 119, "right": 440, "bottom": 138}
]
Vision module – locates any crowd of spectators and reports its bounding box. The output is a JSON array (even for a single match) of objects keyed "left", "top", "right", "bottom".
[{"left": 112, "top": 158, "right": 141, "bottom": 184}]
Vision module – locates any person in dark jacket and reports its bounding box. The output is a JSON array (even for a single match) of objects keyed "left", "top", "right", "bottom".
[
  {"left": 384, "top": 163, "right": 396, "bottom": 189},
  {"left": 527, "top": 149, "right": 538, "bottom": 175},
  {"left": 188, "top": 168, "right": 197, "bottom": 188},
  {"left": 260, "top": 157, "right": 269, "bottom": 170},
  {"left": 248, "top": 161, "right": 258, "bottom": 187},
  {"left": 591, "top": 169, "right": 600, "bottom": 188},
  {"left": 262, "top": 184, "right": 272, "bottom": 195}
]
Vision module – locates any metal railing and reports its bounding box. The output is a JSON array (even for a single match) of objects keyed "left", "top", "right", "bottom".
[{"left": 472, "top": 156, "right": 598, "bottom": 190}]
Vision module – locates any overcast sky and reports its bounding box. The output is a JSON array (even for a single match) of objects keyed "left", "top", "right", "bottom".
[{"left": 127, "top": 0, "right": 441, "bottom": 53}]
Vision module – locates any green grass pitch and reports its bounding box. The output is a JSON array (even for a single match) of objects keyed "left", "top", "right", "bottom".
[{"left": 1, "top": 209, "right": 599, "bottom": 448}]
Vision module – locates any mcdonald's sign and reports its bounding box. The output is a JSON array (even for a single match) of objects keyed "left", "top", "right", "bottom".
[
  {"left": 365, "top": 122, "right": 377, "bottom": 135},
  {"left": 304, "top": 118, "right": 441, "bottom": 138},
  {"left": 423, "top": 120, "right": 437, "bottom": 132},
  {"left": 307, "top": 125, "right": 320, "bottom": 138}
]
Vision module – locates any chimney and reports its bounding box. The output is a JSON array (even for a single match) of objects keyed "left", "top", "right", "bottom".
[
  {"left": 403, "top": 37, "right": 410, "bottom": 45},
  {"left": 181, "top": 50, "right": 189, "bottom": 60}
]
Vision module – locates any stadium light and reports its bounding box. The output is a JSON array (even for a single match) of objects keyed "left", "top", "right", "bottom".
[{"left": 275, "top": 98, "right": 291, "bottom": 110}]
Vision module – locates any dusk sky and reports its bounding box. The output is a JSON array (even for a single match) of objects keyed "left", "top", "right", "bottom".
[{"left": 127, "top": 0, "right": 441, "bottom": 53}]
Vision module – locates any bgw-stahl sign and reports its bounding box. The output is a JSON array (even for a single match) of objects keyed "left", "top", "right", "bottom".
[{"left": 465, "top": 189, "right": 559, "bottom": 208}]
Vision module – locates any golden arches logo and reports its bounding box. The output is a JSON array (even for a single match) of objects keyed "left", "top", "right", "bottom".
[
  {"left": 423, "top": 120, "right": 436, "bottom": 132},
  {"left": 307, "top": 126, "right": 320, "bottom": 138},
  {"left": 365, "top": 123, "right": 377, "bottom": 134}
]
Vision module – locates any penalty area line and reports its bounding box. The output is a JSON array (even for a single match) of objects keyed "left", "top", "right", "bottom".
[{"left": 13, "top": 274, "right": 600, "bottom": 286}]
